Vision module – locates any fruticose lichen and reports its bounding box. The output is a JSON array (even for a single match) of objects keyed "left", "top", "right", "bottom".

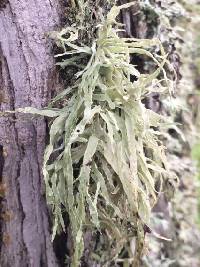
[{"left": 12, "top": 2, "right": 178, "bottom": 266}]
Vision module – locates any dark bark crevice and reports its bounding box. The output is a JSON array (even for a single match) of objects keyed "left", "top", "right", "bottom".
[{"left": 0, "top": 45, "right": 30, "bottom": 267}]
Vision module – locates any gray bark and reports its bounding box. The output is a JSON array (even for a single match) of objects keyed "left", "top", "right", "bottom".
[
  {"left": 0, "top": 1, "right": 61, "bottom": 266},
  {"left": 0, "top": 1, "right": 174, "bottom": 266}
]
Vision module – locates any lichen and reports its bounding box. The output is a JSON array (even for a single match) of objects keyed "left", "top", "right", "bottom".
[
  {"left": 1, "top": 1, "right": 179, "bottom": 266},
  {"left": 35, "top": 2, "right": 176, "bottom": 266}
]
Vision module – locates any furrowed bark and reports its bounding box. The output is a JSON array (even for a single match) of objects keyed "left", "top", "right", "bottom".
[{"left": 0, "top": 1, "right": 61, "bottom": 266}]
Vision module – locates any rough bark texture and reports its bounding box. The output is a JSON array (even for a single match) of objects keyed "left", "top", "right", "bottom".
[
  {"left": 0, "top": 1, "right": 61, "bottom": 266},
  {"left": 0, "top": 1, "right": 193, "bottom": 266}
]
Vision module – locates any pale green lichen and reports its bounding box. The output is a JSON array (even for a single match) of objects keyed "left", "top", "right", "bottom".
[{"left": 10, "top": 2, "right": 177, "bottom": 266}]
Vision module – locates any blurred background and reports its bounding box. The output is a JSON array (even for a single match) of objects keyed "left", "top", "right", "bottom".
[{"left": 141, "top": 1, "right": 200, "bottom": 266}]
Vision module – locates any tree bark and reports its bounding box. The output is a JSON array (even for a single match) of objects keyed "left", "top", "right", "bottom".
[
  {"left": 0, "top": 1, "right": 61, "bottom": 266},
  {"left": 0, "top": 1, "right": 189, "bottom": 266}
]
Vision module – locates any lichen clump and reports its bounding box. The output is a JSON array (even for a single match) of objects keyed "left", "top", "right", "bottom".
[{"left": 21, "top": 2, "right": 176, "bottom": 266}]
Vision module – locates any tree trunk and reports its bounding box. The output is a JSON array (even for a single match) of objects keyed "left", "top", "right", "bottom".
[
  {"left": 0, "top": 1, "right": 61, "bottom": 266},
  {"left": 1, "top": 1, "right": 198, "bottom": 267}
]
